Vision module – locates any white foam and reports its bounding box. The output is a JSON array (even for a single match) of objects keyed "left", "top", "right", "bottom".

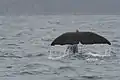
[{"left": 48, "top": 45, "right": 70, "bottom": 60}]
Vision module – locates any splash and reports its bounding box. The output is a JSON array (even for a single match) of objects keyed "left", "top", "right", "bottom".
[
  {"left": 48, "top": 45, "right": 113, "bottom": 60},
  {"left": 48, "top": 45, "right": 76, "bottom": 60},
  {"left": 48, "top": 46, "right": 70, "bottom": 60}
]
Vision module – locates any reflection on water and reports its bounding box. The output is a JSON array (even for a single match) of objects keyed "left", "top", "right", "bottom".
[{"left": 0, "top": 15, "right": 120, "bottom": 80}]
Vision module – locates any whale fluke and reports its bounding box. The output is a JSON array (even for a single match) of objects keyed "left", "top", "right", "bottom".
[{"left": 51, "top": 31, "right": 111, "bottom": 46}]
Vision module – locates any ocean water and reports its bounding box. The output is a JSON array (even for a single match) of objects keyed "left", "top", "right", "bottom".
[{"left": 0, "top": 15, "right": 120, "bottom": 80}]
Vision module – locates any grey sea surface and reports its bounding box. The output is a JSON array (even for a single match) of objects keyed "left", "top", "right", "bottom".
[{"left": 0, "top": 15, "right": 120, "bottom": 80}]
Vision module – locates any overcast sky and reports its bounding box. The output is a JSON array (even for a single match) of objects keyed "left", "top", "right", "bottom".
[{"left": 0, "top": 0, "right": 120, "bottom": 15}]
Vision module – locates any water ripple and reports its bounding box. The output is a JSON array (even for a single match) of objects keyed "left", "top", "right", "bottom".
[
  {"left": 81, "top": 75, "right": 102, "bottom": 79},
  {"left": 58, "top": 66, "right": 75, "bottom": 71}
]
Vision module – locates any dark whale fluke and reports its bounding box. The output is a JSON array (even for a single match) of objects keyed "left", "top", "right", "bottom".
[{"left": 51, "top": 31, "right": 111, "bottom": 46}]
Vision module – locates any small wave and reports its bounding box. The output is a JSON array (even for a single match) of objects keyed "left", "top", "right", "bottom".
[
  {"left": 58, "top": 66, "right": 75, "bottom": 71},
  {"left": 0, "top": 51, "right": 22, "bottom": 58},
  {"left": 84, "top": 52, "right": 111, "bottom": 58},
  {"left": 23, "top": 63, "right": 53, "bottom": 70},
  {"left": 111, "top": 40, "right": 119, "bottom": 43},
  {"left": 6, "top": 66, "right": 13, "bottom": 69},
  {"left": 48, "top": 20, "right": 60, "bottom": 25},
  {"left": 81, "top": 75, "right": 102, "bottom": 79},
  {"left": 16, "top": 63, "right": 58, "bottom": 76},
  {"left": 7, "top": 43, "right": 19, "bottom": 46},
  {"left": 41, "top": 38, "right": 53, "bottom": 42},
  {"left": 19, "top": 71, "right": 34, "bottom": 75},
  {"left": 19, "top": 70, "right": 57, "bottom": 75},
  {"left": 36, "top": 53, "right": 45, "bottom": 57},
  {"left": 113, "top": 44, "right": 120, "bottom": 47},
  {"left": 24, "top": 53, "right": 45, "bottom": 58},
  {"left": 115, "top": 36, "right": 120, "bottom": 39},
  {"left": 18, "top": 71, "right": 48, "bottom": 75},
  {"left": 19, "top": 71, "right": 58, "bottom": 75},
  {"left": 0, "top": 37, "right": 6, "bottom": 40},
  {"left": 48, "top": 53, "right": 69, "bottom": 60},
  {"left": 0, "top": 55, "right": 22, "bottom": 58}
]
